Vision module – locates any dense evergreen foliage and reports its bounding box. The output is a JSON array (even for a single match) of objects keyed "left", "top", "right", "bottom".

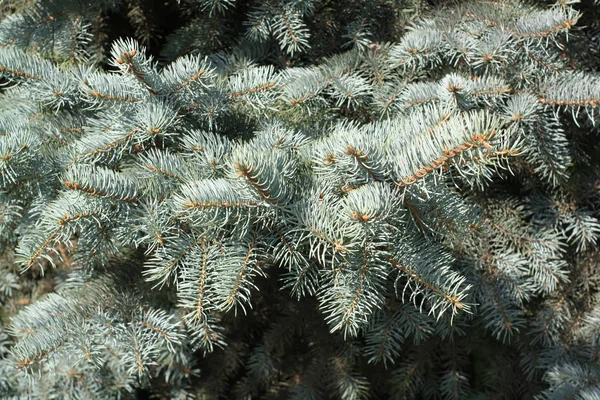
[{"left": 0, "top": 0, "right": 600, "bottom": 398}]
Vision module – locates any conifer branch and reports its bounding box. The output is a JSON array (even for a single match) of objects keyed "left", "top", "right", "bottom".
[
  {"left": 389, "top": 258, "right": 466, "bottom": 312},
  {"left": 0, "top": 65, "right": 42, "bottom": 80},
  {"left": 228, "top": 83, "right": 278, "bottom": 99},
  {"left": 84, "top": 90, "right": 141, "bottom": 103},
  {"left": 115, "top": 49, "right": 158, "bottom": 95},
  {"left": 195, "top": 242, "right": 208, "bottom": 321},
  {"left": 223, "top": 242, "right": 255, "bottom": 310},
  {"left": 63, "top": 181, "right": 139, "bottom": 203}
]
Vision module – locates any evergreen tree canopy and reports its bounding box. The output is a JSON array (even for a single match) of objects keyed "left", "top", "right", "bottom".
[{"left": 0, "top": 0, "right": 600, "bottom": 399}]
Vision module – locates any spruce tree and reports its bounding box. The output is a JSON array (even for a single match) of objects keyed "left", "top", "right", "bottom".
[{"left": 0, "top": 0, "right": 599, "bottom": 399}]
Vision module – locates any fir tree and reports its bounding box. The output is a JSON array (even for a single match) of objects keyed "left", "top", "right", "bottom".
[{"left": 0, "top": 0, "right": 600, "bottom": 399}]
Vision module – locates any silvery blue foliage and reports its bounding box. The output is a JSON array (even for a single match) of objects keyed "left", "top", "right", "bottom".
[{"left": 0, "top": 0, "right": 599, "bottom": 399}]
